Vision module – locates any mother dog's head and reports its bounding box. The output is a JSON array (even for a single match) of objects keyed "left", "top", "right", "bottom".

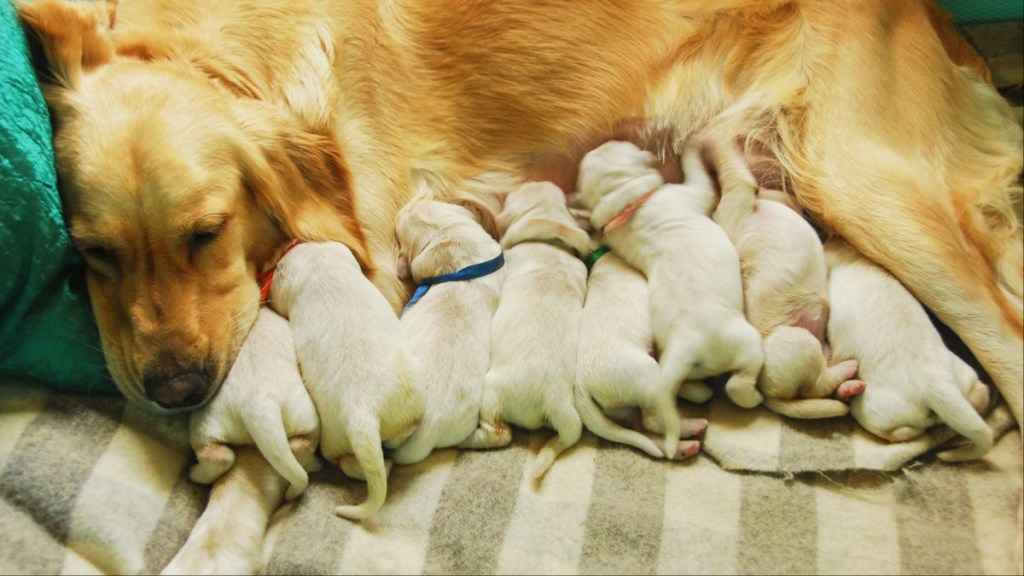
[{"left": 18, "top": 0, "right": 371, "bottom": 411}]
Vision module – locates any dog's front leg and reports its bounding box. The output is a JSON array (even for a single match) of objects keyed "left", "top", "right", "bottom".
[{"left": 162, "top": 447, "right": 288, "bottom": 575}]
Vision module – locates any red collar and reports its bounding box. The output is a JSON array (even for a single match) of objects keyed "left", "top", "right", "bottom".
[
  {"left": 256, "top": 240, "right": 302, "bottom": 303},
  {"left": 602, "top": 187, "right": 658, "bottom": 234}
]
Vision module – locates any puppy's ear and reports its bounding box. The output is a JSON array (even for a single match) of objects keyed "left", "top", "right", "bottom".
[
  {"left": 396, "top": 250, "right": 411, "bottom": 283},
  {"left": 231, "top": 100, "right": 376, "bottom": 279},
  {"left": 409, "top": 238, "right": 467, "bottom": 283},
  {"left": 17, "top": 0, "right": 116, "bottom": 91},
  {"left": 452, "top": 193, "right": 500, "bottom": 240}
]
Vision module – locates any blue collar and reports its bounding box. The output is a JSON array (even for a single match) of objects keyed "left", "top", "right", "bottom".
[{"left": 402, "top": 252, "right": 505, "bottom": 314}]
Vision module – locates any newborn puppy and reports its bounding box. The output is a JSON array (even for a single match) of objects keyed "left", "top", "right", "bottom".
[
  {"left": 825, "top": 238, "right": 993, "bottom": 461},
  {"left": 461, "top": 181, "right": 590, "bottom": 481},
  {"left": 576, "top": 249, "right": 706, "bottom": 460},
  {"left": 390, "top": 199, "right": 506, "bottom": 465},
  {"left": 705, "top": 136, "right": 863, "bottom": 419},
  {"left": 268, "top": 242, "right": 424, "bottom": 519},
  {"left": 577, "top": 139, "right": 764, "bottom": 458},
  {"left": 188, "top": 307, "right": 321, "bottom": 501}
]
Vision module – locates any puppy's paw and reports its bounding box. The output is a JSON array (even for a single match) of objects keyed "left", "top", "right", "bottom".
[
  {"left": 678, "top": 381, "right": 714, "bottom": 404},
  {"left": 725, "top": 378, "right": 764, "bottom": 409},
  {"left": 680, "top": 417, "right": 708, "bottom": 438},
  {"left": 189, "top": 443, "right": 235, "bottom": 485},
  {"left": 673, "top": 440, "right": 701, "bottom": 461},
  {"left": 834, "top": 379, "right": 866, "bottom": 400}
]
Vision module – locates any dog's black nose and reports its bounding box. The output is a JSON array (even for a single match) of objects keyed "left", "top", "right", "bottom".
[{"left": 143, "top": 370, "right": 209, "bottom": 409}]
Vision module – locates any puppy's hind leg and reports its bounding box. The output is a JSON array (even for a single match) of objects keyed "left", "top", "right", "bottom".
[
  {"left": 190, "top": 443, "right": 236, "bottom": 485},
  {"left": 722, "top": 322, "right": 766, "bottom": 409},
  {"left": 246, "top": 406, "right": 312, "bottom": 501},
  {"left": 458, "top": 377, "right": 513, "bottom": 450}
]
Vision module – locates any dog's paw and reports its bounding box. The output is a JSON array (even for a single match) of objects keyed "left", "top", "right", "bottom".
[
  {"left": 678, "top": 381, "right": 714, "bottom": 404},
  {"left": 673, "top": 440, "right": 701, "bottom": 461},
  {"left": 834, "top": 379, "right": 866, "bottom": 400}
]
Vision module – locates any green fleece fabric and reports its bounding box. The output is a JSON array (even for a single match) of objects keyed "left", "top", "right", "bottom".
[
  {"left": 0, "top": 0, "right": 115, "bottom": 393},
  {"left": 938, "top": 0, "right": 1023, "bottom": 24}
]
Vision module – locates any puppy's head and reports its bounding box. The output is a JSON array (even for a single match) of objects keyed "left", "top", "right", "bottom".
[
  {"left": 576, "top": 140, "right": 663, "bottom": 230},
  {"left": 19, "top": 0, "right": 370, "bottom": 411},
  {"left": 395, "top": 199, "right": 495, "bottom": 282},
  {"left": 496, "top": 182, "right": 591, "bottom": 258}
]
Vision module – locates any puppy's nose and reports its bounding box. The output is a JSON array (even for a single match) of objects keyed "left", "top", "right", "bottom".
[{"left": 143, "top": 370, "right": 209, "bottom": 409}]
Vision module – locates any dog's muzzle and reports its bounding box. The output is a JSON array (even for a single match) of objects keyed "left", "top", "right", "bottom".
[{"left": 143, "top": 369, "right": 210, "bottom": 409}]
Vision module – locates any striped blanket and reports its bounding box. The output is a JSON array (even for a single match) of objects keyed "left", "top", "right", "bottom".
[{"left": 2, "top": 377, "right": 1021, "bottom": 575}]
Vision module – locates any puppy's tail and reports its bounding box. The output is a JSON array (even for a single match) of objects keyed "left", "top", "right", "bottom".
[
  {"left": 929, "top": 381, "right": 994, "bottom": 462},
  {"left": 574, "top": 384, "right": 663, "bottom": 459},
  {"left": 762, "top": 397, "right": 850, "bottom": 420},
  {"left": 246, "top": 403, "right": 310, "bottom": 501},
  {"left": 335, "top": 415, "right": 389, "bottom": 520},
  {"left": 531, "top": 406, "right": 583, "bottom": 483},
  {"left": 705, "top": 134, "right": 758, "bottom": 237}
]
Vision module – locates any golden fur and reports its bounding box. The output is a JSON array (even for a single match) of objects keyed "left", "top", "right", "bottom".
[{"left": 16, "top": 0, "right": 1022, "bottom": 434}]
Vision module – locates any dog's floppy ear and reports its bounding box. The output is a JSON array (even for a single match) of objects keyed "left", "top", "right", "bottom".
[
  {"left": 17, "top": 0, "right": 116, "bottom": 92},
  {"left": 451, "top": 191, "right": 500, "bottom": 240},
  {"left": 231, "top": 99, "right": 375, "bottom": 278},
  {"left": 408, "top": 238, "right": 469, "bottom": 283}
]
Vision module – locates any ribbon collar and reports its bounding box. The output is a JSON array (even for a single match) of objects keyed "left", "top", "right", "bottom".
[
  {"left": 402, "top": 252, "right": 505, "bottom": 314},
  {"left": 602, "top": 187, "right": 658, "bottom": 235},
  {"left": 585, "top": 245, "right": 611, "bottom": 270},
  {"left": 256, "top": 240, "right": 302, "bottom": 303}
]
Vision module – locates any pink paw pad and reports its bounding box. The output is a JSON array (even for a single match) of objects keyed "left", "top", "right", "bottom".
[
  {"left": 674, "top": 440, "right": 702, "bottom": 461},
  {"left": 836, "top": 379, "right": 866, "bottom": 399}
]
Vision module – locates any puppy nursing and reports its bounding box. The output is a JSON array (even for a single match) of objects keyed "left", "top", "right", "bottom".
[
  {"left": 462, "top": 182, "right": 589, "bottom": 481},
  {"left": 390, "top": 199, "right": 506, "bottom": 465},
  {"left": 825, "top": 239, "right": 993, "bottom": 460},
  {"left": 575, "top": 250, "right": 706, "bottom": 460},
  {"left": 187, "top": 307, "right": 321, "bottom": 502},
  {"left": 268, "top": 242, "right": 424, "bottom": 519},
  {"left": 577, "top": 140, "right": 764, "bottom": 458},
  {"left": 705, "top": 136, "right": 864, "bottom": 419}
]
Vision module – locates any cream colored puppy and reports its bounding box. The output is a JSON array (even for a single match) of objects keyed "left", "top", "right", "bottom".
[
  {"left": 576, "top": 249, "right": 707, "bottom": 460},
  {"left": 390, "top": 199, "right": 506, "bottom": 465},
  {"left": 188, "top": 307, "right": 321, "bottom": 502},
  {"left": 461, "top": 181, "right": 590, "bottom": 481},
  {"left": 268, "top": 242, "right": 424, "bottom": 520},
  {"left": 576, "top": 139, "right": 764, "bottom": 459},
  {"left": 825, "top": 239, "right": 993, "bottom": 461},
  {"left": 705, "top": 136, "right": 863, "bottom": 419}
]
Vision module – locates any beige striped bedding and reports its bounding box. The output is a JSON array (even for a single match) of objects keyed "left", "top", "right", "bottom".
[{"left": 2, "top": 377, "right": 1021, "bottom": 575}]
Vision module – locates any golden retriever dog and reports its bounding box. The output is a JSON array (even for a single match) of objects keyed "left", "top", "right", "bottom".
[
  {"left": 391, "top": 198, "right": 506, "bottom": 465},
  {"left": 704, "top": 134, "right": 864, "bottom": 419},
  {"left": 268, "top": 241, "right": 424, "bottom": 520},
  {"left": 187, "top": 307, "right": 321, "bottom": 502},
  {"left": 461, "top": 181, "right": 590, "bottom": 481},
  {"left": 825, "top": 238, "right": 994, "bottom": 461},
  {"left": 16, "top": 0, "right": 1022, "bottom": 564}
]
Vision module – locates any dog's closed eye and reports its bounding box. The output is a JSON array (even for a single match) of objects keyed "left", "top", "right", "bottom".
[{"left": 79, "top": 244, "right": 119, "bottom": 273}]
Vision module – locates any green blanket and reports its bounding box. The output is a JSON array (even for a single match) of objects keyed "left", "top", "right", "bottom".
[{"left": 0, "top": 0, "right": 115, "bottom": 393}]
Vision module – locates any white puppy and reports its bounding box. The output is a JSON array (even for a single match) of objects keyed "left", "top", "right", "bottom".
[
  {"left": 390, "top": 199, "right": 506, "bottom": 465},
  {"left": 187, "top": 307, "right": 321, "bottom": 502},
  {"left": 268, "top": 242, "right": 424, "bottom": 519},
  {"left": 576, "top": 139, "right": 764, "bottom": 459},
  {"left": 825, "top": 238, "right": 993, "bottom": 461},
  {"left": 461, "top": 181, "right": 590, "bottom": 481},
  {"left": 705, "top": 136, "right": 863, "bottom": 419},
  {"left": 576, "top": 249, "right": 707, "bottom": 460}
]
